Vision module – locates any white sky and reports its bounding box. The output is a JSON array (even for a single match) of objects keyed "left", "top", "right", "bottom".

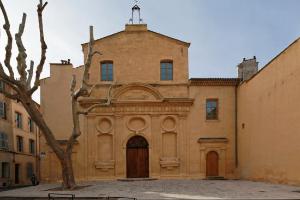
[{"left": 1, "top": 0, "right": 300, "bottom": 102}]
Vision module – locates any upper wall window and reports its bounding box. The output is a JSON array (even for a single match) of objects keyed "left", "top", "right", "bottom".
[
  {"left": 206, "top": 99, "right": 218, "bottom": 120},
  {"left": 0, "top": 132, "right": 8, "bottom": 150},
  {"left": 0, "top": 80, "right": 5, "bottom": 92},
  {"left": 160, "top": 61, "right": 173, "bottom": 81},
  {"left": 0, "top": 102, "right": 7, "bottom": 120},
  {"left": 15, "top": 112, "right": 22, "bottom": 129},
  {"left": 101, "top": 61, "right": 113, "bottom": 81},
  {"left": 28, "top": 118, "right": 34, "bottom": 133}
]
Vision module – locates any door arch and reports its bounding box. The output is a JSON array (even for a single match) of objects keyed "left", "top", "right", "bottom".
[
  {"left": 126, "top": 135, "right": 149, "bottom": 178},
  {"left": 206, "top": 151, "right": 219, "bottom": 177}
]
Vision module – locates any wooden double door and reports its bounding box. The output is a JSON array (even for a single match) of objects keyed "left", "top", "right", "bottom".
[{"left": 126, "top": 136, "right": 149, "bottom": 178}]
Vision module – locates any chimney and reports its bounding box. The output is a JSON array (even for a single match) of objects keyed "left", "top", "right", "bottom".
[{"left": 237, "top": 56, "right": 258, "bottom": 81}]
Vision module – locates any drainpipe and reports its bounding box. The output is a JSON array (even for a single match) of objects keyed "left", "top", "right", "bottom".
[{"left": 235, "top": 85, "right": 238, "bottom": 168}]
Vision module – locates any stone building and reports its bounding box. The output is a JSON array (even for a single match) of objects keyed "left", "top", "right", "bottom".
[
  {"left": 0, "top": 81, "right": 41, "bottom": 187},
  {"left": 39, "top": 14, "right": 300, "bottom": 185}
]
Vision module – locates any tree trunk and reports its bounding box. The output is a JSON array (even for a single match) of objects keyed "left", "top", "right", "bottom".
[{"left": 60, "top": 152, "right": 76, "bottom": 190}]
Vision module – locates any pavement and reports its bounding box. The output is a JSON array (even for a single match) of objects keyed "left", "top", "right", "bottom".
[{"left": 0, "top": 179, "right": 300, "bottom": 199}]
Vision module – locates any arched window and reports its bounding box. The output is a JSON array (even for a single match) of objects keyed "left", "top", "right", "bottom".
[
  {"left": 100, "top": 61, "right": 113, "bottom": 81},
  {"left": 160, "top": 60, "right": 173, "bottom": 80}
]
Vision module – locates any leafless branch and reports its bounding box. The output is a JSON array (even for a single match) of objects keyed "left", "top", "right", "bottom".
[
  {"left": 0, "top": 0, "right": 14, "bottom": 78},
  {"left": 26, "top": 61, "right": 34, "bottom": 89},
  {"left": 29, "top": 0, "right": 48, "bottom": 95},
  {"left": 15, "top": 13, "right": 28, "bottom": 84}
]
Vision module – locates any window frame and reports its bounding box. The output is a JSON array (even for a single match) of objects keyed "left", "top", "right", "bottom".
[
  {"left": 0, "top": 101, "right": 7, "bottom": 120},
  {"left": 160, "top": 60, "right": 173, "bottom": 81},
  {"left": 29, "top": 139, "right": 35, "bottom": 154},
  {"left": 0, "top": 80, "right": 5, "bottom": 92},
  {"left": 1, "top": 162, "right": 10, "bottom": 178},
  {"left": 16, "top": 135, "right": 23, "bottom": 152},
  {"left": 100, "top": 61, "right": 113, "bottom": 81},
  {"left": 206, "top": 98, "right": 219, "bottom": 120},
  {"left": 15, "top": 112, "right": 22, "bottom": 129},
  {"left": 28, "top": 118, "right": 34, "bottom": 133},
  {"left": 0, "top": 132, "right": 8, "bottom": 150}
]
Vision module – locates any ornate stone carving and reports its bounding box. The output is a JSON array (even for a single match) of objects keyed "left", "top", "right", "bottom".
[
  {"left": 96, "top": 117, "right": 113, "bottom": 134},
  {"left": 126, "top": 117, "right": 148, "bottom": 133},
  {"left": 161, "top": 116, "right": 177, "bottom": 132}
]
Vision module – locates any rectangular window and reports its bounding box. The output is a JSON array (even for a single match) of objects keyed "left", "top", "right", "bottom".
[
  {"left": 0, "top": 80, "right": 5, "bottom": 92},
  {"left": 0, "top": 102, "right": 7, "bottom": 120},
  {"left": 1, "top": 162, "right": 10, "bottom": 178},
  {"left": 0, "top": 132, "right": 8, "bottom": 149},
  {"left": 15, "top": 112, "right": 22, "bottom": 129},
  {"left": 16, "top": 136, "right": 23, "bottom": 152},
  {"left": 101, "top": 62, "right": 113, "bottom": 81},
  {"left": 26, "top": 163, "right": 33, "bottom": 178},
  {"left": 160, "top": 61, "right": 173, "bottom": 80},
  {"left": 206, "top": 99, "right": 218, "bottom": 120},
  {"left": 28, "top": 118, "right": 34, "bottom": 133},
  {"left": 29, "top": 139, "right": 35, "bottom": 154}
]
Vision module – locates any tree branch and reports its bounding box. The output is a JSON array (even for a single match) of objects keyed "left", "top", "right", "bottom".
[
  {"left": 29, "top": 0, "right": 48, "bottom": 95},
  {"left": 0, "top": 0, "right": 14, "bottom": 78},
  {"left": 26, "top": 61, "right": 34, "bottom": 89},
  {"left": 15, "top": 13, "right": 28, "bottom": 85}
]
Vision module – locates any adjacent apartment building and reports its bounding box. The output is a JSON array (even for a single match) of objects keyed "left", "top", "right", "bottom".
[
  {"left": 39, "top": 19, "right": 300, "bottom": 186},
  {"left": 0, "top": 82, "right": 40, "bottom": 187}
]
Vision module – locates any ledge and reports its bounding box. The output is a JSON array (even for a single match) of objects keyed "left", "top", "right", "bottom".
[
  {"left": 198, "top": 137, "right": 228, "bottom": 143},
  {"left": 95, "top": 160, "right": 115, "bottom": 171},
  {"left": 160, "top": 157, "right": 180, "bottom": 170}
]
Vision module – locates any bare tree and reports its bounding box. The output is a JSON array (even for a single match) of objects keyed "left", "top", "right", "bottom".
[{"left": 0, "top": 0, "right": 105, "bottom": 189}]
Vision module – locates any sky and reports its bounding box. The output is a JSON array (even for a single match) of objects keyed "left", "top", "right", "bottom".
[{"left": 0, "top": 0, "right": 300, "bottom": 102}]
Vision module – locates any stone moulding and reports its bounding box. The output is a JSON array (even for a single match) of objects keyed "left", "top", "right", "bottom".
[
  {"left": 160, "top": 157, "right": 180, "bottom": 170},
  {"left": 161, "top": 116, "right": 177, "bottom": 132},
  {"left": 126, "top": 116, "right": 148, "bottom": 133},
  {"left": 94, "top": 160, "right": 115, "bottom": 171},
  {"left": 96, "top": 117, "right": 113, "bottom": 134},
  {"left": 198, "top": 137, "right": 228, "bottom": 143}
]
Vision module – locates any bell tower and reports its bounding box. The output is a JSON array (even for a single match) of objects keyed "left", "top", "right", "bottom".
[{"left": 129, "top": 0, "right": 143, "bottom": 24}]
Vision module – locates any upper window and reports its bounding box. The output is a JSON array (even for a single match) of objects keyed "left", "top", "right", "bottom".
[
  {"left": 15, "top": 112, "right": 22, "bottom": 129},
  {"left": 160, "top": 61, "right": 173, "bottom": 80},
  {"left": 0, "top": 132, "right": 8, "bottom": 150},
  {"left": 29, "top": 139, "right": 35, "bottom": 154},
  {"left": 206, "top": 99, "right": 218, "bottom": 120},
  {"left": 16, "top": 135, "right": 23, "bottom": 152},
  {"left": 28, "top": 118, "right": 34, "bottom": 133},
  {"left": 101, "top": 61, "right": 113, "bottom": 81},
  {"left": 0, "top": 80, "right": 5, "bottom": 92},
  {"left": 0, "top": 102, "right": 6, "bottom": 120}
]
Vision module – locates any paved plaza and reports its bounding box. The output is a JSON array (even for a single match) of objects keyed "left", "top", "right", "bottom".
[{"left": 1, "top": 179, "right": 300, "bottom": 199}]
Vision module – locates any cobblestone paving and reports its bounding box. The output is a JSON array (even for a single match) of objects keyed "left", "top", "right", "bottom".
[{"left": 1, "top": 180, "right": 300, "bottom": 199}]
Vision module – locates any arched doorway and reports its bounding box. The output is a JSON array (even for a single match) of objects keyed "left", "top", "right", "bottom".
[
  {"left": 206, "top": 151, "right": 219, "bottom": 177},
  {"left": 126, "top": 135, "right": 149, "bottom": 178}
]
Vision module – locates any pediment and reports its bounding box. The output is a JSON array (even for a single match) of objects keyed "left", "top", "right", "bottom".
[{"left": 113, "top": 83, "right": 163, "bottom": 102}]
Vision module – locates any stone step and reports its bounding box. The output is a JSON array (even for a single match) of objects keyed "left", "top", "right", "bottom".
[
  {"left": 117, "top": 178, "right": 157, "bottom": 182},
  {"left": 205, "top": 176, "right": 226, "bottom": 180}
]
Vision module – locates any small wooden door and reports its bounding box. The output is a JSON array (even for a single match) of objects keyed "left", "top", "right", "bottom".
[
  {"left": 206, "top": 151, "right": 219, "bottom": 177},
  {"left": 126, "top": 136, "right": 149, "bottom": 178},
  {"left": 15, "top": 164, "right": 20, "bottom": 184}
]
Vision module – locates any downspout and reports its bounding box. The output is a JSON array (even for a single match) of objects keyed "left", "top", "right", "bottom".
[{"left": 235, "top": 84, "right": 238, "bottom": 168}]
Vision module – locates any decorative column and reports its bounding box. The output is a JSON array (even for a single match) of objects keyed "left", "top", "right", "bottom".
[
  {"left": 150, "top": 114, "right": 161, "bottom": 178},
  {"left": 178, "top": 114, "right": 188, "bottom": 177},
  {"left": 114, "top": 114, "right": 124, "bottom": 178}
]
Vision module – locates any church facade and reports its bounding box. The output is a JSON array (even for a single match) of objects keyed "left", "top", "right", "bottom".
[{"left": 39, "top": 23, "right": 300, "bottom": 185}]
